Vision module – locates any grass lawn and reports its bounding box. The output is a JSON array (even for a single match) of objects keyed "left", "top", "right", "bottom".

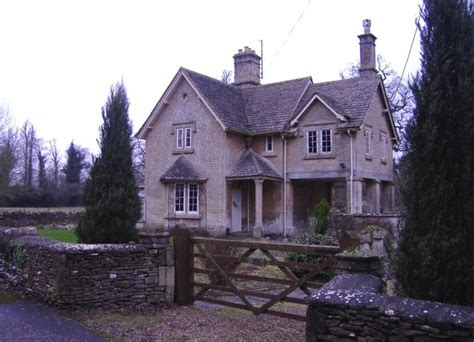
[{"left": 38, "top": 228, "right": 78, "bottom": 243}]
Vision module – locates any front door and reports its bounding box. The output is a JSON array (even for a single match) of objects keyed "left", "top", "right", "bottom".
[{"left": 231, "top": 188, "right": 242, "bottom": 232}]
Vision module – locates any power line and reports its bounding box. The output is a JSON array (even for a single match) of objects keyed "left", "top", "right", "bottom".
[
  {"left": 269, "top": 0, "right": 312, "bottom": 65},
  {"left": 394, "top": 6, "right": 424, "bottom": 97}
]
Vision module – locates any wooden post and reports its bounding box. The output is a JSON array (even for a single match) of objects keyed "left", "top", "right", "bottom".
[{"left": 174, "top": 227, "right": 194, "bottom": 305}]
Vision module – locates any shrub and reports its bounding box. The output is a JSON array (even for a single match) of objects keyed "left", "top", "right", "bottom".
[
  {"left": 313, "top": 199, "right": 330, "bottom": 234},
  {"left": 200, "top": 240, "right": 241, "bottom": 285},
  {"left": 286, "top": 233, "right": 338, "bottom": 280}
]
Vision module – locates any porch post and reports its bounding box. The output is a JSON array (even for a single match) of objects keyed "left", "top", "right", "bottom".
[
  {"left": 254, "top": 178, "right": 264, "bottom": 238},
  {"left": 353, "top": 179, "right": 363, "bottom": 214},
  {"left": 374, "top": 180, "right": 381, "bottom": 214}
]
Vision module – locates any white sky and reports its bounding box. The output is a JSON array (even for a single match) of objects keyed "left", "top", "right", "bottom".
[{"left": 0, "top": 0, "right": 422, "bottom": 155}]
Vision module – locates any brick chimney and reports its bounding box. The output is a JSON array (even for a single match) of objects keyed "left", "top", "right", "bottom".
[
  {"left": 233, "top": 46, "right": 261, "bottom": 87},
  {"left": 358, "top": 19, "right": 378, "bottom": 78}
]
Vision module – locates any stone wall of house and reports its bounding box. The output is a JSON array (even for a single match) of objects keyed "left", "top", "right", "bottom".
[
  {"left": 307, "top": 274, "right": 474, "bottom": 341},
  {"left": 0, "top": 227, "right": 174, "bottom": 308}
]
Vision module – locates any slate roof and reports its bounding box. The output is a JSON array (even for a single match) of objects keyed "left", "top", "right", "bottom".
[
  {"left": 182, "top": 67, "right": 382, "bottom": 134},
  {"left": 227, "top": 147, "right": 282, "bottom": 179},
  {"left": 160, "top": 156, "right": 205, "bottom": 182},
  {"left": 293, "top": 77, "right": 381, "bottom": 129}
]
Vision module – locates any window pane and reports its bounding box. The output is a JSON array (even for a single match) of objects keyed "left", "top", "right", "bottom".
[
  {"left": 322, "top": 129, "right": 332, "bottom": 153},
  {"left": 365, "top": 129, "right": 371, "bottom": 156},
  {"left": 185, "top": 128, "right": 192, "bottom": 149},
  {"left": 175, "top": 183, "right": 185, "bottom": 212},
  {"left": 381, "top": 134, "right": 386, "bottom": 160},
  {"left": 188, "top": 183, "right": 199, "bottom": 213},
  {"left": 177, "top": 129, "right": 183, "bottom": 149},
  {"left": 266, "top": 135, "right": 273, "bottom": 152},
  {"left": 307, "top": 131, "right": 317, "bottom": 154}
]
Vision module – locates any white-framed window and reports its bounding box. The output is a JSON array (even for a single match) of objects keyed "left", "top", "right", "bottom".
[
  {"left": 307, "top": 130, "right": 318, "bottom": 154},
  {"left": 174, "top": 183, "right": 199, "bottom": 214},
  {"left": 185, "top": 128, "right": 192, "bottom": 149},
  {"left": 175, "top": 183, "right": 185, "bottom": 213},
  {"left": 380, "top": 132, "right": 387, "bottom": 161},
  {"left": 364, "top": 127, "right": 372, "bottom": 157},
  {"left": 265, "top": 135, "right": 273, "bottom": 152},
  {"left": 176, "top": 128, "right": 184, "bottom": 149},
  {"left": 321, "top": 129, "right": 332, "bottom": 153},
  {"left": 188, "top": 183, "right": 199, "bottom": 213},
  {"left": 176, "top": 127, "right": 193, "bottom": 150}
]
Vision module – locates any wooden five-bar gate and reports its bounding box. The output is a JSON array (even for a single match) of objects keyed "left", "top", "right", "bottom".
[{"left": 174, "top": 228, "right": 345, "bottom": 321}]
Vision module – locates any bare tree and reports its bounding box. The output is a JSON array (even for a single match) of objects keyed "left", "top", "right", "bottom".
[
  {"left": 48, "top": 139, "right": 61, "bottom": 191},
  {"left": 132, "top": 138, "right": 145, "bottom": 185},
  {"left": 0, "top": 107, "right": 18, "bottom": 191},
  {"left": 221, "top": 69, "right": 233, "bottom": 84},
  {"left": 19, "top": 121, "right": 39, "bottom": 188},
  {"left": 339, "top": 55, "right": 414, "bottom": 148}
]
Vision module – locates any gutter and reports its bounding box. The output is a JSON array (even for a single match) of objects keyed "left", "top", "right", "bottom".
[
  {"left": 282, "top": 134, "right": 288, "bottom": 237},
  {"left": 347, "top": 129, "right": 354, "bottom": 214}
]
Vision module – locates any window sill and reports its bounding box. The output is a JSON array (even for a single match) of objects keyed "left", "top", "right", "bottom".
[
  {"left": 262, "top": 151, "right": 277, "bottom": 157},
  {"left": 172, "top": 148, "right": 194, "bottom": 155},
  {"left": 365, "top": 155, "right": 372, "bottom": 161},
  {"left": 304, "top": 153, "right": 335, "bottom": 160},
  {"left": 380, "top": 159, "right": 387, "bottom": 164},
  {"left": 165, "top": 214, "right": 201, "bottom": 220}
]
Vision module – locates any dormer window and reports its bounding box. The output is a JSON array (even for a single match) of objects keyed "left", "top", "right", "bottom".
[{"left": 265, "top": 135, "right": 273, "bottom": 152}]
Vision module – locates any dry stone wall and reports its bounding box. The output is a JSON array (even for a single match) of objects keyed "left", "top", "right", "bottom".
[
  {"left": 0, "top": 227, "right": 174, "bottom": 308},
  {"left": 306, "top": 274, "right": 474, "bottom": 341}
]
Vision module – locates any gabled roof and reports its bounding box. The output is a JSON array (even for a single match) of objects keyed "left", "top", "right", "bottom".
[
  {"left": 160, "top": 156, "right": 206, "bottom": 183},
  {"left": 292, "top": 77, "right": 382, "bottom": 129},
  {"left": 137, "top": 67, "right": 396, "bottom": 139},
  {"left": 227, "top": 147, "right": 282, "bottom": 180}
]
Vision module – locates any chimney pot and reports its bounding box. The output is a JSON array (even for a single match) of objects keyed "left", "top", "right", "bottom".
[
  {"left": 233, "top": 46, "right": 261, "bottom": 87},
  {"left": 358, "top": 19, "right": 378, "bottom": 78}
]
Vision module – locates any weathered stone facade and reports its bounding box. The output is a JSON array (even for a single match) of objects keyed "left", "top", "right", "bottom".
[
  {"left": 0, "top": 227, "right": 174, "bottom": 308},
  {"left": 306, "top": 274, "right": 474, "bottom": 341},
  {"left": 138, "top": 21, "right": 398, "bottom": 237}
]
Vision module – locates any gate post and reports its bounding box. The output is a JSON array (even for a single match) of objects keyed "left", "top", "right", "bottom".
[{"left": 174, "top": 227, "right": 194, "bottom": 305}]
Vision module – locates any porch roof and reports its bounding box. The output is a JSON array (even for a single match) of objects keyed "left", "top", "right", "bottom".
[
  {"left": 227, "top": 147, "right": 282, "bottom": 180},
  {"left": 160, "top": 156, "right": 207, "bottom": 183}
]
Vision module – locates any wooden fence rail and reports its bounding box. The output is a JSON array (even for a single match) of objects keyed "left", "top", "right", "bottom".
[{"left": 174, "top": 227, "right": 344, "bottom": 321}]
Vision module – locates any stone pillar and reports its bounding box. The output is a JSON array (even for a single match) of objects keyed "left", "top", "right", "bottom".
[
  {"left": 374, "top": 180, "right": 381, "bottom": 214},
  {"left": 254, "top": 179, "right": 264, "bottom": 238},
  {"left": 330, "top": 183, "right": 336, "bottom": 209},
  {"left": 390, "top": 183, "right": 396, "bottom": 211},
  {"left": 138, "top": 231, "right": 175, "bottom": 303},
  {"left": 346, "top": 179, "right": 363, "bottom": 214},
  {"left": 285, "top": 180, "right": 295, "bottom": 235},
  {"left": 353, "top": 179, "right": 363, "bottom": 214}
]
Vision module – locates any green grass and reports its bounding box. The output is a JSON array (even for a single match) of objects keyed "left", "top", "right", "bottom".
[
  {"left": 38, "top": 228, "right": 78, "bottom": 243},
  {"left": 0, "top": 292, "right": 16, "bottom": 304}
]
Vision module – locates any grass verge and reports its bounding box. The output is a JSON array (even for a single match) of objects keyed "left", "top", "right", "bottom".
[{"left": 38, "top": 228, "right": 78, "bottom": 243}]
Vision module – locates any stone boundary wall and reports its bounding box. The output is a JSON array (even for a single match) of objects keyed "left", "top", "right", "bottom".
[
  {"left": 0, "top": 227, "right": 174, "bottom": 308},
  {"left": 0, "top": 210, "right": 83, "bottom": 227},
  {"left": 306, "top": 274, "right": 474, "bottom": 341}
]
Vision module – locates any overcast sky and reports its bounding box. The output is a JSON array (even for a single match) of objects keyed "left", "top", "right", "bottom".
[{"left": 0, "top": 0, "right": 422, "bottom": 155}]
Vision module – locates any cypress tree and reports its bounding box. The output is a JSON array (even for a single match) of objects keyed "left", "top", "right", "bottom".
[
  {"left": 396, "top": 0, "right": 473, "bottom": 305},
  {"left": 77, "top": 82, "right": 141, "bottom": 243}
]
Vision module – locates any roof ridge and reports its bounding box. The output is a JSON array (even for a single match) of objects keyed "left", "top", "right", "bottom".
[{"left": 313, "top": 76, "right": 381, "bottom": 87}]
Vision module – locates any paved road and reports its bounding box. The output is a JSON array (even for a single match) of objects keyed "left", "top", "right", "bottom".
[{"left": 0, "top": 299, "right": 104, "bottom": 342}]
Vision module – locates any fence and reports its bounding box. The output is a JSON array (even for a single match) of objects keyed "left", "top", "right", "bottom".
[{"left": 174, "top": 227, "right": 345, "bottom": 321}]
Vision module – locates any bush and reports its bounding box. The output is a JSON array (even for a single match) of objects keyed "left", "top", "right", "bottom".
[
  {"left": 313, "top": 199, "right": 330, "bottom": 234},
  {"left": 286, "top": 233, "right": 338, "bottom": 280}
]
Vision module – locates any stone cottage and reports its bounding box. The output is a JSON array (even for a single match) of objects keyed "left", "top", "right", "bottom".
[{"left": 136, "top": 20, "right": 398, "bottom": 236}]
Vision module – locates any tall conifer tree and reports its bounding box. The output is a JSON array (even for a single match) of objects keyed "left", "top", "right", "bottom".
[
  {"left": 396, "top": 0, "right": 473, "bottom": 305},
  {"left": 77, "top": 82, "right": 141, "bottom": 243}
]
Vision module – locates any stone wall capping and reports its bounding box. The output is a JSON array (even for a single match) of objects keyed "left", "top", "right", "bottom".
[{"left": 307, "top": 274, "right": 474, "bottom": 340}]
